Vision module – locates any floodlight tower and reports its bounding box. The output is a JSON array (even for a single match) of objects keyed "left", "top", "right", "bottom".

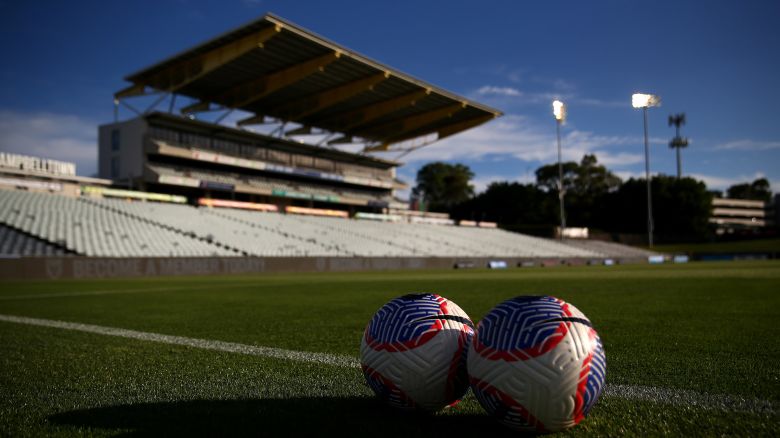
[
  {"left": 632, "top": 93, "right": 661, "bottom": 248},
  {"left": 553, "top": 100, "right": 567, "bottom": 240},
  {"left": 668, "top": 113, "right": 689, "bottom": 179}
]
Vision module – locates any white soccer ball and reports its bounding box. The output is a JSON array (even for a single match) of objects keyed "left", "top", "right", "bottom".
[
  {"left": 467, "top": 296, "right": 606, "bottom": 432},
  {"left": 360, "top": 293, "right": 474, "bottom": 411}
]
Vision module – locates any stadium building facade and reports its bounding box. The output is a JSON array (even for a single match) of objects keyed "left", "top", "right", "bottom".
[
  {"left": 98, "top": 112, "right": 405, "bottom": 213},
  {"left": 101, "top": 13, "right": 501, "bottom": 216}
]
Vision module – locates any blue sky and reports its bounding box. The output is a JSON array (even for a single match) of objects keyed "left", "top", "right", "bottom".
[{"left": 1, "top": 0, "right": 778, "bottom": 196}]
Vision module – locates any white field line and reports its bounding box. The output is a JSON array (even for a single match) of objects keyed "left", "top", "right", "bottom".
[
  {"left": 0, "top": 314, "right": 359, "bottom": 368},
  {"left": 0, "top": 313, "right": 774, "bottom": 415},
  {"left": 603, "top": 384, "right": 775, "bottom": 416}
]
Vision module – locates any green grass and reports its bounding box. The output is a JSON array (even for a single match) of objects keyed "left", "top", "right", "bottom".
[
  {"left": 654, "top": 237, "right": 780, "bottom": 254},
  {"left": 1, "top": 261, "right": 779, "bottom": 436}
]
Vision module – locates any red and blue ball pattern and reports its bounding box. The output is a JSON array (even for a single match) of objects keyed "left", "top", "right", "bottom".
[
  {"left": 361, "top": 293, "right": 474, "bottom": 411},
  {"left": 468, "top": 296, "right": 606, "bottom": 432}
]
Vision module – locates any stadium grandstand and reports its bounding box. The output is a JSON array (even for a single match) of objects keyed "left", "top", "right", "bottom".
[
  {"left": 0, "top": 13, "right": 656, "bottom": 277},
  {"left": 102, "top": 13, "right": 502, "bottom": 214}
]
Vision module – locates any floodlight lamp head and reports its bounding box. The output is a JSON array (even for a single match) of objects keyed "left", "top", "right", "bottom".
[
  {"left": 552, "top": 100, "right": 566, "bottom": 122},
  {"left": 632, "top": 93, "right": 661, "bottom": 108}
]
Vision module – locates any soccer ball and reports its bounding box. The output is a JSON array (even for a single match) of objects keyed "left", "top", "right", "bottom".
[
  {"left": 360, "top": 293, "right": 474, "bottom": 411},
  {"left": 467, "top": 296, "right": 606, "bottom": 432}
]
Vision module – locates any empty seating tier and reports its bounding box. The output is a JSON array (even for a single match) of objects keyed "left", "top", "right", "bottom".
[
  {"left": 1, "top": 189, "right": 614, "bottom": 259},
  {"left": 0, "top": 190, "right": 235, "bottom": 257},
  {"left": 561, "top": 239, "right": 658, "bottom": 258},
  {"left": 0, "top": 224, "right": 69, "bottom": 257}
]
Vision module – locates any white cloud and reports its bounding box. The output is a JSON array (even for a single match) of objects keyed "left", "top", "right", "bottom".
[
  {"left": 612, "top": 171, "right": 777, "bottom": 192},
  {"left": 471, "top": 172, "right": 537, "bottom": 194},
  {"left": 613, "top": 170, "right": 687, "bottom": 181},
  {"left": 596, "top": 152, "right": 644, "bottom": 167},
  {"left": 689, "top": 172, "right": 774, "bottom": 190},
  {"left": 714, "top": 139, "right": 780, "bottom": 151},
  {"left": 614, "top": 170, "right": 643, "bottom": 181},
  {"left": 476, "top": 86, "right": 522, "bottom": 97},
  {"left": 470, "top": 85, "right": 561, "bottom": 105},
  {"left": 392, "top": 167, "right": 537, "bottom": 201},
  {"left": 396, "top": 114, "right": 644, "bottom": 168},
  {"left": 551, "top": 78, "right": 576, "bottom": 91},
  {"left": 572, "top": 97, "right": 625, "bottom": 108},
  {"left": 689, "top": 173, "right": 741, "bottom": 189},
  {"left": 0, "top": 110, "right": 97, "bottom": 176},
  {"left": 471, "top": 82, "right": 627, "bottom": 109}
]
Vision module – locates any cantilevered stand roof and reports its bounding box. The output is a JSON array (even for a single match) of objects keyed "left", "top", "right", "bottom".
[{"left": 116, "top": 13, "right": 501, "bottom": 153}]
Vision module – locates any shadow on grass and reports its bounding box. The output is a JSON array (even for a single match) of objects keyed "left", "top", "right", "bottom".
[{"left": 49, "top": 396, "right": 521, "bottom": 437}]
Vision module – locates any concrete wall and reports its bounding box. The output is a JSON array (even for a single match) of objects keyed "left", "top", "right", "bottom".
[
  {"left": 98, "top": 118, "right": 147, "bottom": 181},
  {"left": 0, "top": 256, "right": 635, "bottom": 280}
]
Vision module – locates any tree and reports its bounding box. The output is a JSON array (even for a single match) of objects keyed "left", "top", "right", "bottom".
[
  {"left": 453, "top": 181, "right": 555, "bottom": 224},
  {"left": 534, "top": 161, "right": 578, "bottom": 193},
  {"left": 535, "top": 154, "right": 621, "bottom": 227},
  {"left": 604, "top": 176, "right": 712, "bottom": 241},
  {"left": 573, "top": 154, "right": 622, "bottom": 196},
  {"left": 412, "top": 162, "right": 475, "bottom": 212},
  {"left": 726, "top": 178, "right": 772, "bottom": 202},
  {"left": 448, "top": 154, "right": 714, "bottom": 242}
]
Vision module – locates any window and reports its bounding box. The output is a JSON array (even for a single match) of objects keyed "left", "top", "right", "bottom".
[
  {"left": 111, "top": 129, "right": 121, "bottom": 152},
  {"left": 110, "top": 157, "right": 120, "bottom": 178},
  {"left": 267, "top": 149, "right": 290, "bottom": 164}
]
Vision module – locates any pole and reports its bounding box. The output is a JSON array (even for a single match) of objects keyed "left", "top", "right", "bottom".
[
  {"left": 675, "top": 122, "right": 681, "bottom": 179},
  {"left": 676, "top": 146, "right": 681, "bottom": 179},
  {"left": 556, "top": 120, "right": 565, "bottom": 240},
  {"left": 643, "top": 107, "right": 654, "bottom": 248}
]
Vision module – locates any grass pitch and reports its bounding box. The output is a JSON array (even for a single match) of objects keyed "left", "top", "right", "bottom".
[{"left": 1, "top": 261, "right": 779, "bottom": 436}]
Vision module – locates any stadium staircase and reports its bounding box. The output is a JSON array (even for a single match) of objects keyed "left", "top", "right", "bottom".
[{"left": 0, "top": 224, "right": 72, "bottom": 257}]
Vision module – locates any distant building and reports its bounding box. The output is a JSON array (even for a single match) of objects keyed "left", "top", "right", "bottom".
[
  {"left": 0, "top": 152, "right": 110, "bottom": 197},
  {"left": 771, "top": 194, "right": 780, "bottom": 229},
  {"left": 710, "top": 197, "right": 773, "bottom": 234}
]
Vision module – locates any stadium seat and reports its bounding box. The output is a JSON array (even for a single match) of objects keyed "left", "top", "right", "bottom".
[{"left": 1, "top": 188, "right": 643, "bottom": 259}]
